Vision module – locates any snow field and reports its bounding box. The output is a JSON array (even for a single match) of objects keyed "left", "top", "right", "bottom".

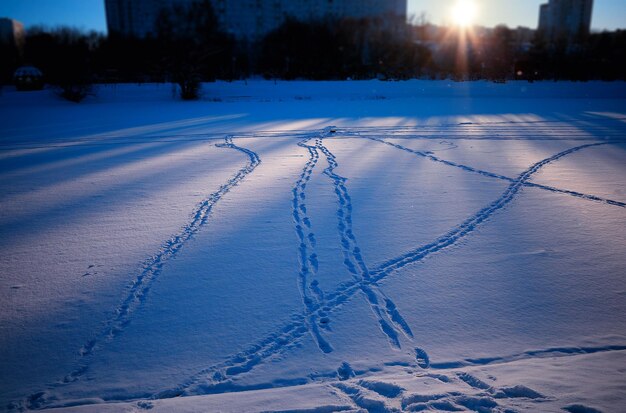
[{"left": 0, "top": 80, "right": 625, "bottom": 412}]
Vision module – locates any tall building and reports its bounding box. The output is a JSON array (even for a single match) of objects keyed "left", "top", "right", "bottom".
[
  {"left": 105, "top": 0, "right": 407, "bottom": 40},
  {"left": 538, "top": 3, "right": 550, "bottom": 33},
  {"left": 537, "top": 0, "right": 593, "bottom": 44},
  {"left": 0, "top": 17, "right": 25, "bottom": 51}
]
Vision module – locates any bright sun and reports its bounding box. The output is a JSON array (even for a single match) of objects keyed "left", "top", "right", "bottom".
[{"left": 451, "top": 0, "right": 478, "bottom": 28}]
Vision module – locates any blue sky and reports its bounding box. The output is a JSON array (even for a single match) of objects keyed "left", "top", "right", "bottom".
[
  {"left": 0, "top": 0, "right": 107, "bottom": 32},
  {"left": 0, "top": 0, "right": 623, "bottom": 33}
]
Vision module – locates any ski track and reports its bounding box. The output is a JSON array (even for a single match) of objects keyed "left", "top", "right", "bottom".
[
  {"left": 369, "top": 137, "right": 626, "bottom": 209},
  {"left": 337, "top": 121, "right": 626, "bottom": 141},
  {"left": 21, "top": 136, "right": 261, "bottom": 411},
  {"left": 155, "top": 132, "right": 610, "bottom": 403},
  {"left": 315, "top": 134, "right": 414, "bottom": 349}
]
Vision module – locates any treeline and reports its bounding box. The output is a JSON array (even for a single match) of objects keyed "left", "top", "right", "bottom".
[
  {"left": 412, "top": 24, "right": 626, "bottom": 82},
  {"left": 1, "top": 0, "right": 240, "bottom": 100},
  {"left": 258, "top": 17, "right": 431, "bottom": 81},
  {"left": 1, "top": 6, "right": 431, "bottom": 100},
  {"left": 1, "top": 0, "right": 625, "bottom": 101},
  {"left": 522, "top": 30, "right": 626, "bottom": 81}
]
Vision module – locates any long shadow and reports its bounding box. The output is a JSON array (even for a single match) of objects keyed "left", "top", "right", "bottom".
[
  {"left": 315, "top": 135, "right": 413, "bottom": 349},
  {"left": 0, "top": 137, "right": 294, "bottom": 250},
  {"left": 338, "top": 117, "right": 626, "bottom": 141},
  {"left": 158, "top": 133, "right": 610, "bottom": 403},
  {"left": 368, "top": 137, "right": 626, "bottom": 209},
  {"left": 22, "top": 136, "right": 261, "bottom": 411},
  {"left": 367, "top": 141, "right": 608, "bottom": 280},
  {"left": 290, "top": 135, "right": 333, "bottom": 354},
  {"left": 0, "top": 140, "right": 186, "bottom": 191},
  {"left": 1, "top": 113, "right": 247, "bottom": 147}
]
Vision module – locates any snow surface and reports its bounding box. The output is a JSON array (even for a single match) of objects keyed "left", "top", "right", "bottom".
[{"left": 1, "top": 80, "right": 625, "bottom": 413}]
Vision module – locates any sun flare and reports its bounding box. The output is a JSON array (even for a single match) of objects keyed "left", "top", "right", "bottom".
[{"left": 451, "top": 0, "right": 478, "bottom": 28}]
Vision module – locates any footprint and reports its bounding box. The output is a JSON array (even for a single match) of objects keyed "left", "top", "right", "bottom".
[
  {"left": 337, "top": 361, "right": 355, "bottom": 381},
  {"left": 415, "top": 347, "right": 430, "bottom": 369},
  {"left": 564, "top": 405, "right": 604, "bottom": 413},
  {"left": 137, "top": 400, "right": 154, "bottom": 410},
  {"left": 457, "top": 372, "right": 492, "bottom": 390}
]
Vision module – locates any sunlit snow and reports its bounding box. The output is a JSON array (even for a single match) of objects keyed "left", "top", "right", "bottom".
[{"left": 1, "top": 80, "right": 625, "bottom": 413}]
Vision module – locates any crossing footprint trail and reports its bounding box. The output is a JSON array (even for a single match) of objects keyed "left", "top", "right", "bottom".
[
  {"left": 166, "top": 130, "right": 612, "bottom": 401},
  {"left": 176, "top": 128, "right": 413, "bottom": 398},
  {"left": 290, "top": 127, "right": 413, "bottom": 355},
  {"left": 21, "top": 129, "right": 620, "bottom": 410},
  {"left": 369, "top": 137, "right": 626, "bottom": 209},
  {"left": 21, "top": 136, "right": 261, "bottom": 410},
  {"left": 315, "top": 134, "right": 414, "bottom": 348},
  {"left": 366, "top": 140, "right": 610, "bottom": 281}
]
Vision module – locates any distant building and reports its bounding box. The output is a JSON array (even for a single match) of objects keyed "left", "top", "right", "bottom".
[
  {"left": 537, "top": 0, "right": 593, "bottom": 44},
  {"left": 0, "top": 17, "right": 25, "bottom": 51},
  {"left": 514, "top": 26, "right": 536, "bottom": 50},
  {"left": 538, "top": 4, "right": 550, "bottom": 33},
  {"left": 105, "top": 0, "right": 407, "bottom": 40},
  {"left": 105, "top": 0, "right": 178, "bottom": 39}
]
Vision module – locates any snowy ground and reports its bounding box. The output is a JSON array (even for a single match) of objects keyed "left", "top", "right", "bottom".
[{"left": 1, "top": 80, "right": 625, "bottom": 413}]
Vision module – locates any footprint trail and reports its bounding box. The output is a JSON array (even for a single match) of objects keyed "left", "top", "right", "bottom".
[
  {"left": 173, "top": 137, "right": 609, "bottom": 397},
  {"left": 370, "top": 137, "right": 626, "bottom": 209},
  {"left": 291, "top": 134, "right": 333, "bottom": 353},
  {"left": 316, "top": 135, "right": 413, "bottom": 348},
  {"left": 368, "top": 140, "right": 609, "bottom": 281},
  {"left": 33, "top": 131, "right": 609, "bottom": 408},
  {"left": 21, "top": 136, "right": 261, "bottom": 410}
]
